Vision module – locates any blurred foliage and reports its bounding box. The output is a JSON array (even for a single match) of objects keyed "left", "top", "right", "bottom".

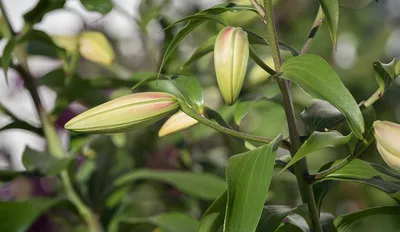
[{"left": 0, "top": 0, "right": 400, "bottom": 231}]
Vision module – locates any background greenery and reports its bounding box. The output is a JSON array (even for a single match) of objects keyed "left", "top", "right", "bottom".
[{"left": 0, "top": 0, "right": 399, "bottom": 231}]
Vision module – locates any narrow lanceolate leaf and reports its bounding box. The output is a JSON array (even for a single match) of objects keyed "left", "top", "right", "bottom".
[
  {"left": 224, "top": 135, "right": 282, "bottom": 232},
  {"left": 373, "top": 58, "right": 398, "bottom": 93},
  {"left": 111, "top": 212, "right": 199, "bottom": 232},
  {"left": 158, "top": 3, "right": 257, "bottom": 77},
  {"left": 2, "top": 39, "right": 16, "bottom": 83},
  {"left": 198, "top": 191, "right": 227, "bottom": 232},
  {"left": 333, "top": 206, "right": 400, "bottom": 232},
  {"left": 113, "top": 169, "right": 226, "bottom": 200},
  {"left": 280, "top": 131, "right": 351, "bottom": 173},
  {"left": 318, "top": 0, "right": 339, "bottom": 48},
  {"left": 183, "top": 35, "right": 217, "bottom": 68},
  {"left": 315, "top": 159, "right": 400, "bottom": 200},
  {"left": 281, "top": 54, "right": 365, "bottom": 139}
]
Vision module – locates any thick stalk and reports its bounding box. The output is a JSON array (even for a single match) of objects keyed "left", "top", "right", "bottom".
[
  {"left": 0, "top": 2, "right": 102, "bottom": 230},
  {"left": 263, "top": 1, "right": 323, "bottom": 231}
]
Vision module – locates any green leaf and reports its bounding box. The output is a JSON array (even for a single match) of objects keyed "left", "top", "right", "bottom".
[
  {"left": 22, "top": 147, "right": 72, "bottom": 176},
  {"left": 2, "top": 39, "right": 16, "bottom": 82},
  {"left": 301, "top": 99, "right": 343, "bottom": 133},
  {"left": 333, "top": 206, "right": 400, "bottom": 232},
  {"left": 338, "top": 0, "right": 375, "bottom": 9},
  {"left": 164, "top": 14, "right": 228, "bottom": 31},
  {"left": 276, "top": 223, "right": 304, "bottom": 232},
  {"left": 198, "top": 191, "right": 227, "bottom": 232},
  {"left": 133, "top": 74, "right": 204, "bottom": 113},
  {"left": 318, "top": 0, "right": 339, "bottom": 48},
  {"left": 114, "top": 169, "right": 225, "bottom": 200},
  {"left": 373, "top": 58, "right": 398, "bottom": 93},
  {"left": 313, "top": 181, "right": 333, "bottom": 213},
  {"left": 112, "top": 212, "right": 199, "bottom": 232},
  {"left": 315, "top": 159, "right": 400, "bottom": 199},
  {"left": 182, "top": 30, "right": 298, "bottom": 69},
  {"left": 80, "top": 0, "right": 113, "bottom": 14},
  {"left": 183, "top": 35, "right": 216, "bottom": 68},
  {"left": 281, "top": 54, "right": 365, "bottom": 139},
  {"left": 0, "top": 198, "right": 62, "bottom": 232},
  {"left": 256, "top": 205, "right": 293, "bottom": 232},
  {"left": 158, "top": 3, "right": 258, "bottom": 75},
  {"left": 280, "top": 131, "right": 351, "bottom": 173},
  {"left": 24, "top": 0, "right": 66, "bottom": 25},
  {"left": 224, "top": 135, "right": 282, "bottom": 232},
  {"left": 234, "top": 100, "right": 258, "bottom": 126}
]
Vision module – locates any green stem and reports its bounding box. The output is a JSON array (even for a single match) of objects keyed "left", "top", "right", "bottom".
[
  {"left": 179, "top": 99, "right": 290, "bottom": 149},
  {"left": 263, "top": 1, "right": 323, "bottom": 231},
  {"left": 0, "top": 3, "right": 102, "bottom": 230}
]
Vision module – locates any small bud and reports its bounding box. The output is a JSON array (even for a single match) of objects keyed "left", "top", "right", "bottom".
[
  {"left": 373, "top": 120, "right": 400, "bottom": 170},
  {"left": 52, "top": 35, "right": 78, "bottom": 54},
  {"left": 79, "top": 31, "right": 115, "bottom": 65},
  {"left": 65, "top": 92, "right": 179, "bottom": 133},
  {"left": 214, "top": 26, "right": 249, "bottom": 105},
  {"left": 158, "top": 110, "right": 198, "bottom": 137}
]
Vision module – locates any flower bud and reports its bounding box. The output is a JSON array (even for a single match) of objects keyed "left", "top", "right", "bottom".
[
  {"left": 158, "top": 110, "right": 198, "bottom": 137},
  {"left": 373, "top": 120, "right": 400, "bottom": 170},
  {"left": 65, "top": 92, "right": 179, "bottom": 133},
  {"left": 214, "top": 26, "right": 249, "bottom": 105},
  {"left": 52, "top": 35, "right": 78, "bottom": 54},
  {"left": 79, "top": 31, "right": 115, "bottom": 65}
]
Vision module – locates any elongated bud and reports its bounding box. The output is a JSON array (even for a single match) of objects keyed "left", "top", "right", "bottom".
[
  {"left": 214, "top": 26, "right": 249, "bottom": 105},
  {"left": 79, "top": 31, "right": 115, "bottom": 65},
  {"left": 158, "top": 110, "right": 198, "bottom": 137},
  {"left": 65, "top": 92, "right": 179, "bottom": 133},
  {"left": 373, "top": 120, "right": 400, "bottom": 170}
]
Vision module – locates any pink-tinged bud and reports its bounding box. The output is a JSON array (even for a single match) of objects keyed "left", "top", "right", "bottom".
[
  {"left": 79, "top": 31, "right": 115, "bottom": 65},
  {"left": 158, "top": 110, "right": 198, "bottom": 137},
  {"left": 214, "top": 26, "right": 249, "bottom": 105},
  {"left": 373, "top": 120, "right": 400, "bottom": 170},
  {"left": 65, "top": 92, "right": 179, "bottom": 133}
]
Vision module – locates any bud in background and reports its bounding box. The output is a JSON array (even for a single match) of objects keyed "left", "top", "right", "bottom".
[
  {"left": 79, "top": 31, "right": 115, "bottom": 65},
  {"left": 396, "top": 61, "right": 400, "bottom": 77},
  {"left": 373, "top": 120, "right": 400, "bottom": 170},
  {"left": 65, "top": 92, "right": 179, "bottom": 133},
  {"left": 158, "top": 110, "right": 198, "bottom": 137},
  {"left": 214, "top": 26, "right": 249, "bottom": 105},
  {"left": 52, "top": 35, "right": 79, "bottom": 54}
]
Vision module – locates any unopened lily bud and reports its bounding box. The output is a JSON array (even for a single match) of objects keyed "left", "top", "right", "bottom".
[
  {"left": 79, "top": 31, "right": 115, "bottom": 65},
  {"left": 158, "top": 110, "right": 198, "bottom": 137},
  {"left": 214, "top": 26, "right": 249, "bottom": 105},
  {"left": 52, "top": 35, "right": 78, "bottom": 54},
  {"left": 373, "top": 120, "right": 400, "bottom": 170},
  {"left": 65, "top": 92, "right": 179, "bottom": 133}
]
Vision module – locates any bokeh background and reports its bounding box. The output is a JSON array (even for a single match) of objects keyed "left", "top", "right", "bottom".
[{"left": 1, "top": 0, "right": 400, "bottom": 231}]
